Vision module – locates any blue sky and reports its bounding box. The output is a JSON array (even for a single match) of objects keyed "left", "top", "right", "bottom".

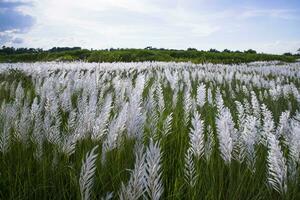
[{"left": 0, "top": 0, "right": 300, "bottom": 54}]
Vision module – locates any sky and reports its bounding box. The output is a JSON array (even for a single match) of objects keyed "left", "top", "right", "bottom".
[{"left": 0, "top": 0, "right": 300, "bottom": 54}]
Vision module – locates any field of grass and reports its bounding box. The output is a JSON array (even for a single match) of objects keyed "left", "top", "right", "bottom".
[{"left": 0, "top": 61, "right": 300, "bottom": 199}]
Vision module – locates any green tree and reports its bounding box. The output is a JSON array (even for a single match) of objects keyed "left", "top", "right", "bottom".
[{"left": 244, "top": 49, "right": 257, "bottom": 54}]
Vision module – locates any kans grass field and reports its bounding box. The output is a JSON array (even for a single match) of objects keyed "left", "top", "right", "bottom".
[{"left": 0, "top": 61, "right": 300, "bottom": 200}]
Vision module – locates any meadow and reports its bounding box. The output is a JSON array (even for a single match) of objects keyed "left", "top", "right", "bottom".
[{"left": 0, "top": 61, "right": 299, "bottom": 200}]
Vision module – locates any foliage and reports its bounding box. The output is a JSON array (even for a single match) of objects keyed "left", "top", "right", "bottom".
[{"left": 0, "top": 46, "right": 299, "bottom": 64}]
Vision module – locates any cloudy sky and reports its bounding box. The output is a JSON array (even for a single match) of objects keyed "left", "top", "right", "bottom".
[{"left": 0, "top": 0, "right": 300, "bottom": 54}]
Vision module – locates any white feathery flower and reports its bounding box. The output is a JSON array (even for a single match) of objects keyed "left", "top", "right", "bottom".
[
  {"left": 276, "top": 111, "right": 290, "bottom": 138},
  {"left": 145, "top": 84, "right": 156, "bottom": 112},
  {"left": 241, "top": 115, "right": 258, "bottom": 170},
  {"left": 184, "top": 147, "right": 197, "bottom": 187},
  {"left": 144, "top": 140, "right": 163, "bottom": 200},
  {"left": 251, "top": 91, "right": 261, "bottom": 120},
  {"left": 216, "top": 107, "right": 234, "bottom": 164},
  {"left": 30, "top": 97, "right": 40, "bottom": 120},
  {"left": 207, "top": 87, "right": 213, "bottom": 105},
  {"left": 189, "top": 111, "right": 204, "bottom": 159},
  {"left": 216, "top": 90, "right": 224, "bottom": 111},
  {"left": 102, "top": 103, "right": 128, "bottom": 163},
  {"left": 287, "top": 119, "right": 300, "bottom": 163},
  {"left": 146, "top": 109, "right": 159, "bottom": 139},
  {"left": 267, "top": 134, "right": 287, "bottom": 194},
  {"left": 92, "top": 95, "right": 112, "bottom": 141},
  {"left": 196, "top": 83, "right": 206, "bottom": 108},
  {"left": 60, "top": 86, "right": 72, "bottom": 112},
  {"left": 162, "top": 113, "right": 173, "bottom": 137},
  {"left": 68, "top": 109, "right": 78, "bottom": 132},
  {"left": 235, "top": 101, "right": 246, "bottom": 127},
  {"left": 286, "top": 119, "right": 300, "bottom": 181},
  {"left": 126, "top": 76, "right": 145, "bottom": 139},
  {"left": 59, "top": 134, "right": 77, "bottom": 156},
  {"left": 155, "top": 83, "right": 165, "bottom": 115},
  {"left": 119, "top": 144, "right": 145, "bottom": 200},
  {"left": 101, "top": 192, "right": 113, "bottom": 200},
  {"left": 14, "top": 105, "right": 31, "bottom": 144},
  {"left": 109, "top": 103, "right": 127, "bottom": 144},
  {"left": 80, "top": 145, "right": 99, "bottom": 200},
  {"left": 46, "top": 121, "right": 61, "bottom": 145},
  {"left": 0, "top": 121, "right": 10, "bottom": 154},
  {"left": 260, "top": 104, "right": 275, "bottom": 146},
  {"left": 284, "top": 116, "right": 300, "bottom": 180},
  {"left": 183, "top": 89, "right": 192, "bottom": 126},
  {"left": 15, "top": 82, "right": 25, "bottom": 107}
]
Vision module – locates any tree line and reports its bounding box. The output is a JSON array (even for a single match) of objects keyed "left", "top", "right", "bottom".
[{"left": 0, "top": 46, "right": 299, "bottom": 64}]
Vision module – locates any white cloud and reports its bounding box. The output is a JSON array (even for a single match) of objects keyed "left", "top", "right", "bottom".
[
  {"left": 17, "top": 0, "right": 222, "bottom": 49},
  {"left": 240, "top": 9, "right": 299, "bottom": 20},
  {"left": 0, "top": 29, "right": 23, "bottom": 45},
  {"left": 4, "top": 0, "right": 299, "bottom": 54},
  {"left": 260, "top": 40, "right": 300, "bottom": 54}
]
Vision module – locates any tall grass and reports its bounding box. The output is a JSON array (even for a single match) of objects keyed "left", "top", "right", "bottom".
[{"left": 0, "top": 61, "right": 299, "bottom": 200}]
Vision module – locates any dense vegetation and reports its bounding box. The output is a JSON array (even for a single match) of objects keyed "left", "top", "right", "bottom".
[
  {"left": 0, "top": 62, "right": 300, "bottom": 200},
  {"left": 0, "top": 46, "right": 299, "bottom": 64}
]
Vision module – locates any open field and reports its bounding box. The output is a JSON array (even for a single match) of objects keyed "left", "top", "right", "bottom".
[{"left": 0, "top": 61, "right": 300, "bottom": 199}]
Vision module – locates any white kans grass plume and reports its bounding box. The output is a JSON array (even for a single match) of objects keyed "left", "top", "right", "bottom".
[
  {"left": 285, "top": 118, "right": 300, "bottom": 180},
  {"left": 216, "top": 103, "right": 235, "bottom": 164},
  {"left": 14, "top": 105, "right": 31, "bottom": 144},
  {"left": 233, "top": 101, "right": 247, "bottom": 162},
  {"left": 189, "top": 111, "right": 204, "bottom": 159},
  {"left": 162, "top": 112, "right": 173, "bottom": 138},
  {"left": 102, "top": 102, "right": 128, "bottom": 164},
  {"left": 197, "top": 83, "right": 206, "bottom": 107},
  {"left": 146, "top": 109, "right": 159, "bottom": 139},
  {"left": 155, "top": 83, "right": 165, "bottom": 115},
  {"left": 207, "top": 87, "right": 213, "bottom": 105},
  {"left": 184, "top": 147, "right": 197, "bottom": 187},
  {"left": 101, "top": 192, "right": 114, "bottom": 200},
  {"left": 80, "top": 145, "right": 99, "bottom": 200},
  {"left": 261, "top": 104, "right": 275, "bottom": 146},
  {"left": 104, "top": 103, "right": 128, "bottom": 150},
  {"left": 276, "top": 110, "right": 291, "bottom": 138},
  {"left": 241, "top": 115, "right": 258, "bottom": 170},
  {"left": 235, "top": 101, "right": 246, "bottom": 127},
  {"left": 267, "top": 134, "right": 287, "bottom": 194},
  {"left": 68, "top": 109, "right": 78, "bottom": 132},
  {"left": 126, "top": 75, "right": 146, "bottom": 139},
  {"left": 183, "top": 88, "right": 192, "bottom": 126},
  {"left": 172, "top": 88, "right": 179, "bottom": 109},
  {"left": 119, "top": 144, "right": 146, "bottom": 200},
  {"left": 59, "top": 134, "right": 77, "bottom": 156},
  {"left": 92, "top": 94, "right": 113, "bottom": 141},
  {"left": 251, "top": 91, "right": 261, "bottom": 121},
  {"left": 0, "top": 121, "right": 10, "bottom": 154},
  {"left": 288, "top": 119, "right": 300, "bottom": 163},
  {"left": 196, "top": 83, "right": 206, "bottom": 108},
  {"left": 144, "top": 140, "right": 163, "bottom": 200}
]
